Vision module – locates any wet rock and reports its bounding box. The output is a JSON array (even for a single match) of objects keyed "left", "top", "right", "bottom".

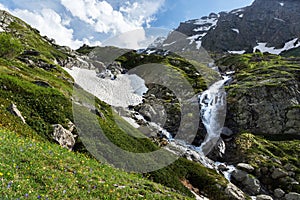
[
  {"left": 256, "top": 194, "right": 273, "bottom": 200},
  {"left": 221, "top": 127, "right": 234, "bottom": 137},
  {"left": 52, "top": 124, "right": 77, "bottom": 150},
  {"left": 284, "top": 192, "right": 300, "bottom": 200},
  {"left": 225, "top": 183, "right": 246, "bottom": 200},
  {"left": 271, "top": 168, "right": 288, "bottom": 179},
  {"left": 8, "top": 103, "right": 26, "bottom": 124},
  {"left": 232, "top": 169, "right": 248, "bottom": 182},
  {"left": 237, "top": 163, "right": 254, "bottom": 173},
  {"left": 274, "top": 188, "right": 285, "bottom": 198},
  {"left": 217, "top": 163, "right": 228, "bottom": 171}
]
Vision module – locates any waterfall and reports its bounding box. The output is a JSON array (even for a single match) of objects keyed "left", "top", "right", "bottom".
[{"left": 198, "top": 76, "right": 230, "bottom": 155}]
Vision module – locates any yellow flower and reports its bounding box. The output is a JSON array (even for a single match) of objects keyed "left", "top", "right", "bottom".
[{"left": 0, "top": 172, "right": 3, "bottom": 176}]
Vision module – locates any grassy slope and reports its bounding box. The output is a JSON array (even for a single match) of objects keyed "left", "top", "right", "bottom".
[{"left": 0, "top": 128, "right": 191, "bottom": 200}]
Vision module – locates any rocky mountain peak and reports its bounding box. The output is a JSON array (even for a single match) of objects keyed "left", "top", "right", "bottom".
[{"left": 158, "top": 0, "right": 300, "bottom": 54}]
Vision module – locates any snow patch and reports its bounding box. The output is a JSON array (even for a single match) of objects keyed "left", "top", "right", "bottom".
[
  {"left": 253, "top": 38, "right": 300, "bottom": 55},
  {"left": 194, "top": 17, "right": 218, "bottom": 26},
  {"left": 64, "top": 67, "right": 148, "bottom": 107},
  {"left": 194, "top": 25, "right": 212, "bottom": 32},
  {"left": 239, "top": 14, "right": 244, "bottom": 18},
  {"left": 162, "top": 41, "right": 176, "bottom": 47},
  {"left": 228, "top": 50, "right": 245, "bottom": 54},
  {"left": 274, "top": 17, "right": 285, "bottom": 22},
  {"left": 187, "top": 34, "right": 206, "bottom": 49},
  {"left": 230, "top": 8, "right": 244, "bottom": 14},
  {"left": 231, "top": 28, "right": 240, "bottom": 34},
  {"left": 0, "top": 27, "right": 4, "bottom": 32},
  {"left": 279, "top": 2, "right": 284, "bottom": 6},
  {"left": 145, "top": 49, "right": 157, "bottom": 55}
]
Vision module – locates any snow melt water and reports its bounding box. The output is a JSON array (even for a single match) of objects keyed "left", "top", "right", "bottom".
[{"left": 198, "top": 76, "right": 230, "bottom": 155}]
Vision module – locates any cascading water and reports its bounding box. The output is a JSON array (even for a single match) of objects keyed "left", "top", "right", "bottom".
[{"left": 198, "top": 76, "right": 230, "bottom": 155}]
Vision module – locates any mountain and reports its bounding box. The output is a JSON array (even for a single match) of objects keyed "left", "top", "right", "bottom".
[
  {"left": 158, "top": 0, "right": 300, "bottom": 54},
  {"left": 1, "top": 2, "right": 300, "bottom": 200},
  {"left": 0, "top": 10, "right": 237, "bottom": 200}
]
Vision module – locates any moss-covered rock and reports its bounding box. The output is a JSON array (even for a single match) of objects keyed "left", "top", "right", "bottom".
[{"left": 217, "top": 53, "right": 300, "bottom": 135}]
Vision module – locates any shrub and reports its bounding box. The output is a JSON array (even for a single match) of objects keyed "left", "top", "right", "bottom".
[{"left": 0, "top": 32, "right": 23, "bottom": 59}]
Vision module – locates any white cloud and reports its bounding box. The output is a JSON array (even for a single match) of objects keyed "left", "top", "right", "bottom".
[
  {"left": 0, "top": 0, "right": 166, "bottom": 49},
  {"left": 104, "top": 28, "right": 147, "bottom": 49},
  {"left": 12, "top": 8, "right": 83, "bottom": 49},
  {"left": 60, "top": 0, "right": 165, "bottom": 48}
]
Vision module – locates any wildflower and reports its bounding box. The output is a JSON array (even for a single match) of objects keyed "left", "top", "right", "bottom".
[
  {"left": 37, "top": 195, "right": 41, "bottom": 199},
  {"left": 0, "top": 172, "right": 3, "bottom": 176},
  {"left": 24, "top": 193, "right": 29, "bottom": 198},
  {"left": 7, "top": 181, "right": 12, "bottom": 189}
]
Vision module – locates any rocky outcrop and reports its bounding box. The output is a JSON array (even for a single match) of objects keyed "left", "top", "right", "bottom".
[
  {"left": 220, "top": 54, "right": 300, "bottom": 136},
  {"left": 8, "top": 103, "right": 26, "bottom": 124},
  {"left": 52, "top": 124, "right": 77, "bottom": 151}
]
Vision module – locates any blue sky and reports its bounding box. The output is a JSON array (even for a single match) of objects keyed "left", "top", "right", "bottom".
[{"left": 0, "top": 0, "right": 254, "bottom": 49}]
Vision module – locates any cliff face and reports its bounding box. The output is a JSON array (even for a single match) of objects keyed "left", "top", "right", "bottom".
[{"left": 161, "top": 0, "right": 300, "bottom": 54}]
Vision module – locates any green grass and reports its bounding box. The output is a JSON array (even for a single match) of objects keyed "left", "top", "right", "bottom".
[{"left": 0, "top": 128, "right": 192, "bottom": 200}]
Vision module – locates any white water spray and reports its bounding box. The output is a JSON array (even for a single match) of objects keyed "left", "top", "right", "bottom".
[{"left": 198, "top": 76, "right": 230, "bottom": 155}]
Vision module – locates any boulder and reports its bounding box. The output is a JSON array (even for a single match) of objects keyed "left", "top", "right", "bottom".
[
  {"left": 243, "top": 175, "right": 261, "bottom": 195},
  {"left": 52, "top": 124, "right": 77, "bottom": 150},
  {"left": 221, "top": 127, "right": 234, "bottom": 137},
  {"left": 284, "top": 192, "right": 300, "bottom": 200},
  {"left": 8, "top": 103, "right": 26, "bottom": 124},
  {"left": 33, "top": 80, "right": 52, "bottom": 88},
  {"left": 225, "top": 183, "right": 246, "bottom": 200},
  {"left": 271, "top": 168, "right": 289, "bottom": 179},
  {"left": 256, "top": 194, "right": 273, "bottom": 200},
  {"left": 237, "top": 163, "right": 255, "bottom": 173},
  {"left": 274, "top": 188, "right": 285, "bottom": 198},
  {"left": 232, "top": 169, "right": 248, "bottom": 182}
]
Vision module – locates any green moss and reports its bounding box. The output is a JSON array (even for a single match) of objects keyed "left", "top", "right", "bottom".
[
  {"left": 0, "top": 32, "right": 23, "bottom": 59},
  {"left": 148, "top": 158, "right": 230, "bottom": 200}
]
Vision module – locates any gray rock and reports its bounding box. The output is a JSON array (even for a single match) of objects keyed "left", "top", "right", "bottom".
[
  {"left": 284, "top": 192, "right": 300, "bottom": 200},
  {"left": 271, "top": 168, "right": 289, "bottom": 179},
  {"left": 225, "top": 183, "right": 246, "bottom": 200},
  {"left": 221, "top": 127, "right": 234, "bottom": 137},
  {"left": 232, "top": 169, "right": 248, "bottom": 182},
  {"left": 274, "top": 188, "right": 285, "bottom": 198},
  {"left": 256, "top": 194, "right": 273, "bottom": 200},
  {"left": 8, "top": 103, "right": 26, "bottom": 124},
  {"left": 243, "top": 175, "right": 261, "bottom": 195},
  {"left": 33, "top": 80, "right": 52, "bottom": 88},
  {"left": 52, "top": 124, "right": 77, "bottom": 150},
  {"left": 237, "top": 163, "right": 255, "bottom": 173}
]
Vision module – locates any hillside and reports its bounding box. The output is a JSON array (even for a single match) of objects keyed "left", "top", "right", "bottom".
[
  {"left": 0, "top": 10, "right": 233, "bottom": 200},
  {"left": 1, "top": 1, "right": 300, "bottom": 199}
]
